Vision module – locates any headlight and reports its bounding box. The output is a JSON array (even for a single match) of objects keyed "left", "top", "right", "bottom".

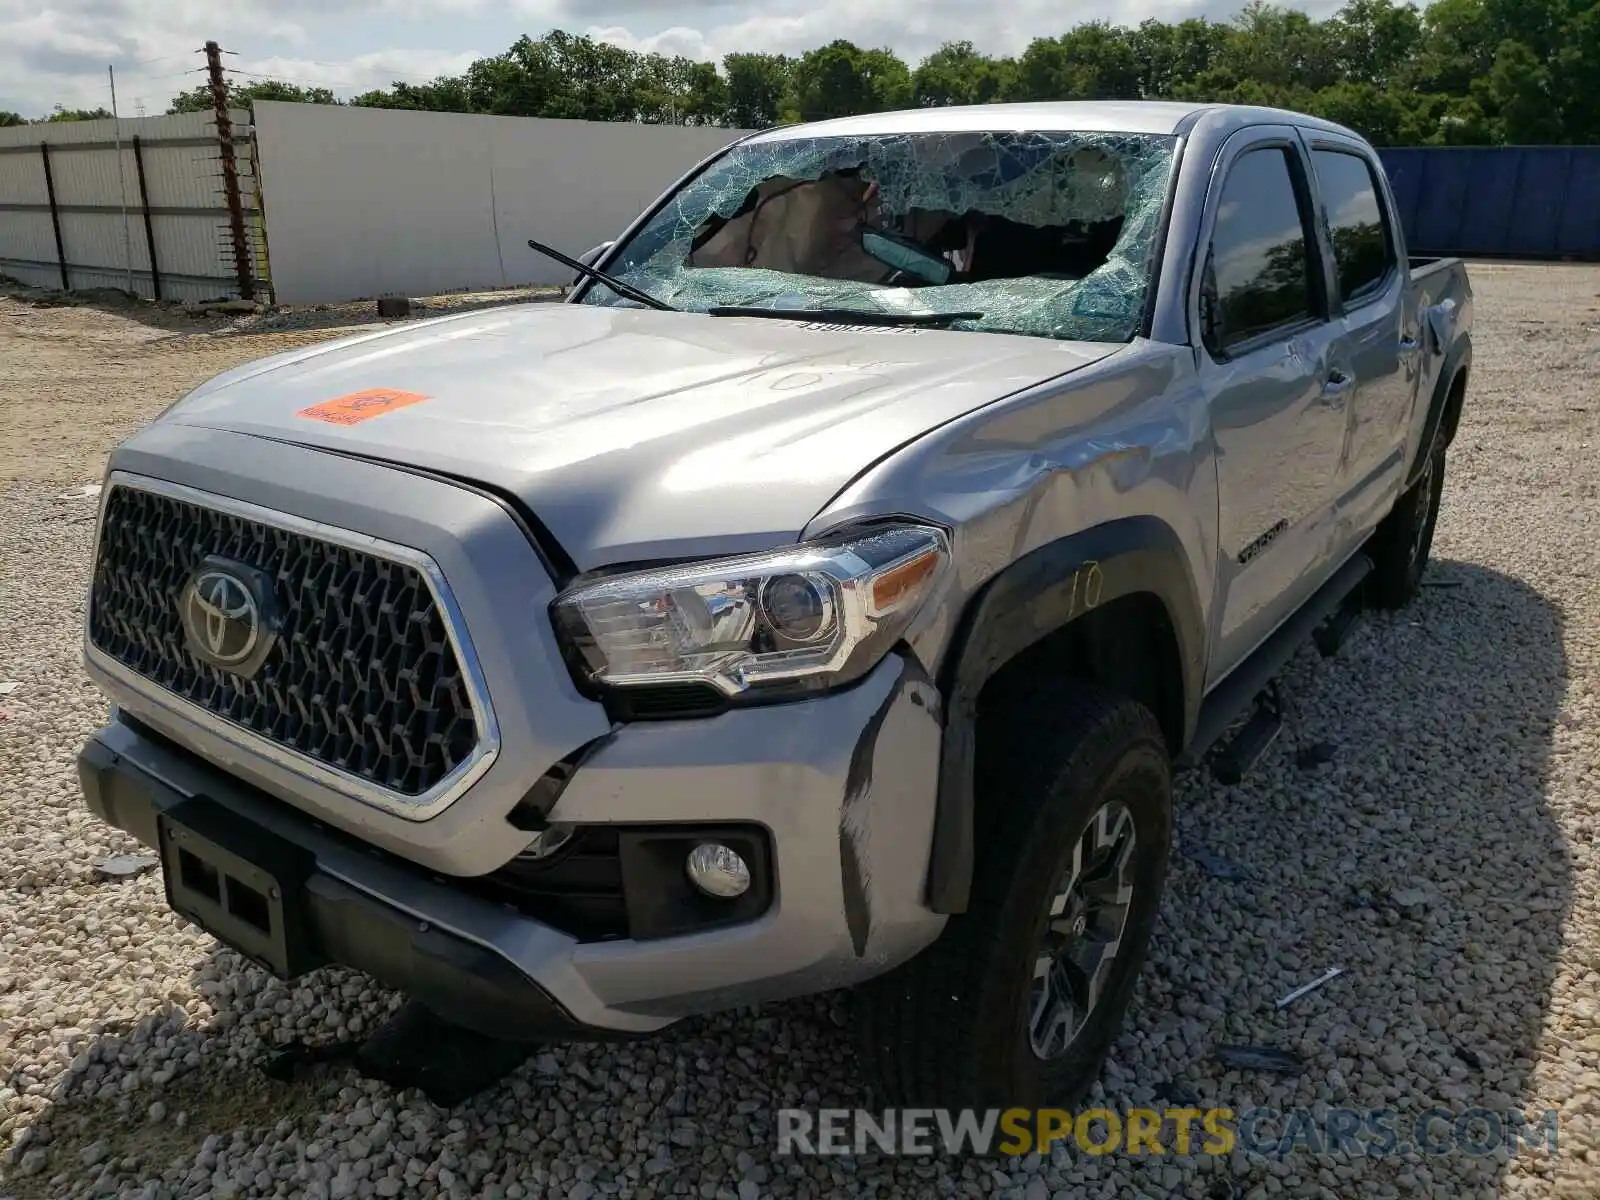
[{"left": 553, "top": 524, "right": 950, "bottom": 697}]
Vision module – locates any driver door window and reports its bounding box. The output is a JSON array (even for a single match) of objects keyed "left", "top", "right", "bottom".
[{"left": 1203, "top": 147, "right": 1319, "bottom": 355}]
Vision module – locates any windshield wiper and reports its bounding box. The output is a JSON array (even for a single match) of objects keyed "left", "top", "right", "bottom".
[
  {"left": 526, "top": 237, "right": 675, "bottom": 312},
  {"left": 707, "top": 307, "right": 983, "bottom": 327}
]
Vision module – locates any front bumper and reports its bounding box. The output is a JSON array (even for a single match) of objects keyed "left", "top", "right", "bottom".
[{"left": 78, "top": 654, "right": 947, "bottom": 1036}]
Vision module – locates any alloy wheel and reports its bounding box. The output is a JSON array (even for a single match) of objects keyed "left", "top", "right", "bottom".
[{"left": 1027, "top": 800, "right": 1138, "bottom": 1061}]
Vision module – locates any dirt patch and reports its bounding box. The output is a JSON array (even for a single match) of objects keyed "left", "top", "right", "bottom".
[{"left": 0, "top": 281, "right": 557, "bottom": 485}]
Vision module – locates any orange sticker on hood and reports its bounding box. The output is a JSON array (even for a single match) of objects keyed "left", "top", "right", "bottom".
[{"left": 297, "top": 388, "right": 429, "bottom": 426}]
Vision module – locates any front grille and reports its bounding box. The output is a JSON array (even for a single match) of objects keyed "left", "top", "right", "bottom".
[{"left": 88, "top": 483, "right": 481, "bottom": 798}]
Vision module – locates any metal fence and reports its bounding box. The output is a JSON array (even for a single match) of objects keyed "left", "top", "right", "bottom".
[
  {"left": 0, "top": 109, "right": 263, "bottom": 302},
  {"left": 1378, "top": 146, "right": 1600, "bottom": 262}
]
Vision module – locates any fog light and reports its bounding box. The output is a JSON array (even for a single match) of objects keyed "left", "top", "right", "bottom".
[{"left": 685, "top": 842, "right": 751, "bottom": 898}]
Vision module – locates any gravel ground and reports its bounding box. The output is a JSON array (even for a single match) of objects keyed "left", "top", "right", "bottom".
[{"left": 2, "top": 264, "right": 1598, "bottom": 1199}]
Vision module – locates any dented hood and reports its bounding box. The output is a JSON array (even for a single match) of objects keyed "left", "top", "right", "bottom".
[{"left": 162, "top": 303, "right": 1116, "bottom": 568}]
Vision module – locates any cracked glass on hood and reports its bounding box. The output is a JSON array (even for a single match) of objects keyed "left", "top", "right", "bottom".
[{"left": 578, "top": 129, "right": 1178, "bottom": 343}]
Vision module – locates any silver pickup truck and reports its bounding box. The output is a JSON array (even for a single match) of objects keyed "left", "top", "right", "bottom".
[{"left": 77, "top": 100, "right": 1471, "bottom": 1108}]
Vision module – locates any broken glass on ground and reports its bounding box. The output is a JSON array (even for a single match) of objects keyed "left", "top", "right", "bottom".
[{"left": 582, "top": 128, "right": 1178, "bottom": 345}]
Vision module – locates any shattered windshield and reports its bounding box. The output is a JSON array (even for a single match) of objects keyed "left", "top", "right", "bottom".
[{"left": 578, "top": 129, "right": 1178, "bottom": 343}]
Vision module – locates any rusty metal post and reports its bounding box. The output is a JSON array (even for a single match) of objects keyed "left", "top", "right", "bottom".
[
  {"left": 39, "top": 142, "right": 69, "bottom": 290},
  {"left": 206, "top": 40, "right": 254, "bottom": 301},
  {"left": 132, "top": 135, "right": 162, "bottom": 300}
]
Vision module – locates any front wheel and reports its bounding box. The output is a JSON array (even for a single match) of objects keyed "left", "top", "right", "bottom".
[
  {"left": 853, "top": 681, "right": 1172, "bottom": 1109},
  {"left": 1368, "top": 441, "right": 1447, "bottom": 609}
]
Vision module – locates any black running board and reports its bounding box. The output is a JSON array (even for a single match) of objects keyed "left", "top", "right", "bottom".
[
  {"left": 1210, "top": 684, "right": 1282, "bottom": 785},
  {"left": 1313, "top": 585, "right": 1365, "bottom": 657},
  {"left": 1181, "top": 553, "right": 1372, "bottom": 770}
]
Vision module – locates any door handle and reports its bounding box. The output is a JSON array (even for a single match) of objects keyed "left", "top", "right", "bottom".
[{"left": 1321, "top": 368, "right": 1355, "bottom": 400}]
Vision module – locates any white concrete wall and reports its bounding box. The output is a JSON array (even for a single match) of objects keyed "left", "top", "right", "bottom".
[{"left": 253, "top": 102, "right": 751, "bottom": 305}]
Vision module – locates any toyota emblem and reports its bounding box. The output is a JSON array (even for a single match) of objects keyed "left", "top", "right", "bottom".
[{"left": 178, "top": 556, "right": 279, "bottom": 677}]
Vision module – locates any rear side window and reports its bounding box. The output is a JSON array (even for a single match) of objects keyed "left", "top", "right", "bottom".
[
  {"left": 1312, "top": 149, "right": 1393, "bottom": 303},
  {"left": 1203, "top": 147, "right": 1317, "bottom": 353}
]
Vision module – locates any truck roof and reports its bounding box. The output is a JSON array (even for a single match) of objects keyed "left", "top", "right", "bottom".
[{"left": 745, "top": 100, "right": 1362, "bottom": 144}]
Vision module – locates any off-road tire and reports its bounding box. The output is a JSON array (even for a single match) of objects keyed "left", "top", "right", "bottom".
[
  {"left": 1368, "top": 440, "right": 1446, "bottom": 609},
  {"left": 853, "top": 680, "right": 1172, "bottom": 1110}
]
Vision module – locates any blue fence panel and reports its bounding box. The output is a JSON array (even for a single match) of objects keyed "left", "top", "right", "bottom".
[
  {"left": 1558, "top": 151, "right": 1600, "bottom": 258},
  {"left": 1375, "top": 146, "right": 1600, "bottom": 260}
]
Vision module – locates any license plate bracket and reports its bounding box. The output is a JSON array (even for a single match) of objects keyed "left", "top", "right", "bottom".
[{"left": 158, "top": 799, "right": 323, "bottom": 978}]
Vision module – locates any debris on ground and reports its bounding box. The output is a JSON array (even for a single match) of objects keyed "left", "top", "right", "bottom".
[
  {"left": 0, "top": 680, "right": 18, "bottom": 695},
  {"left": 1156, "top": 1078, "right": 1202, "bottom": 1106},
  {"left": 1388, "top": 886, "right": 1432, "bottom": 910},
  {"left": 259, "top": 1037, "right": 362, "bottom": 1082},
  {"left": 1274, "top": 966, "right": 1345, "bottom": 1009},
  {"left": 1182, "top": 843, "right": 1249, "bottom": 880},
  {"left": 57, "top": 483, "right": 102, "bottom": 501},
  {"left": 1294, "top": 740, "right": 1338, "bottom": 769},
  {"left": 1213, "top": 1045, "right": 1306, "bottom": 1074},
  {"left": 91, "top": 852, "right": 160, "bottom": 881}
]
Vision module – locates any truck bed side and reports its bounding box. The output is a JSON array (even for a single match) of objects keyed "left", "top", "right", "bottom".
[{"left": 1402, "top": 255, "right": 1474, "bottom": 481}]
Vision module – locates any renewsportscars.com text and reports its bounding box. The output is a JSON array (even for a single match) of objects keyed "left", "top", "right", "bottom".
[{"left": 776, "top": 1107, "right": 1562, "bottom": 1159}]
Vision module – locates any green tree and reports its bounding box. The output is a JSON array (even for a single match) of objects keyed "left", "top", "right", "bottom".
[
  {"left": 168, "top": 80, "right": 336, "bottom": 114},
  {"left": 460, "top": 48, "right": 559, "bottom": 116},
  {"left": 45, "top": 105, "right": 112, "bottom": 122},
  {"left": 1329, "top": 0, "right": 1424, "bottom": 87},
  {"left": 1552, "top": 3, "right": 1600, "bottom": 142},
  {"left": 1128, "top": 18, "right": 1230, "bottom": 98},
  {"left": 911, "top": 41, "right": 1015, "bottom": 106},
  {"left": 1216, "top": 2, "right": 1341, "bottom": 92},
  {"left": 115, "top": 9, "right": 1600, "bottom": 148},
  {"left": 635, "top": 54, "right": 728, "bottom": 124},
  {"left": 1304, "top": 80, "right": 1409, "bottom": 143},
  {"left": 1480, "top": 37, "right": 1562, "bottom": 143},
  {"left": 1010, "top": 24, "right": 1142, "bottom": 101},
  {"left": 0, "top": 111, "right": 26, "bottom": 127},
  {"left": 350, "top": 76, "right": 473, "bottom": 113},
  {"left": 532, "top": 31, "right": 646, "bottom": 122},
  {"left": 787, "top": 41, "right": 911, "bottom": 121},
  {"left": 723, "top": 52, "right": 791, "bottom": 128},
  {"left": 1411, "top": 0, "right": 1497, "bottom": 96}
]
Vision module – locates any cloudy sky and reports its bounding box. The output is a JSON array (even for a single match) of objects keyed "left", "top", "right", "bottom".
[{"left": 2, "top": 0, "right": 1341, "bottom": 119}]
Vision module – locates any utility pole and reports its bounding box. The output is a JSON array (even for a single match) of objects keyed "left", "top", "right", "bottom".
[
  {"left": 109, "top": 65, "right": 135, "bottom": 295},
  {"left": 205, "top": 40, "right": 254, "bottom": 301}
]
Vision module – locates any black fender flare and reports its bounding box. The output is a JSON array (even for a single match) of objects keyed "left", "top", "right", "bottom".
[
  {"left": 1408, "top": 331, "right": 1472, "bottom": 488},
  {"left": 925, "top": 516, "right": 1206, "bottom": 914}
]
